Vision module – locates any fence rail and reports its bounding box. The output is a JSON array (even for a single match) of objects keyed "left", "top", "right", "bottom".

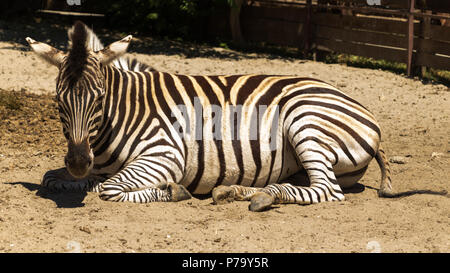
[
  {"left": 28, "top": 0, "right": 450, "bottom": 75},
  {"left": 239, "top": 0, "right": 450, "bottom": 74}
]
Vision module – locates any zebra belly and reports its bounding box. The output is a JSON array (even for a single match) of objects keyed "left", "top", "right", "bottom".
[
  {"left": 181, "top": 136, "right": 303, "bottom": 195},
  {"left": 181, "top": 138, "right": 372, "bottom": 195}
]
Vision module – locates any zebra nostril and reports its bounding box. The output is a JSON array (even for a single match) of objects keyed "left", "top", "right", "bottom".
[{"left": 87, "top": 158, "right": 92, "bottom": 166}]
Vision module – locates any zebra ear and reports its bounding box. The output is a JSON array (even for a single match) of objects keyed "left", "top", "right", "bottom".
[
  {"left": 26, "top": 37, "right": 66, "bottom": 67},
  {"left": 95, "top": 35, "right": 132, "bottom": 65}
]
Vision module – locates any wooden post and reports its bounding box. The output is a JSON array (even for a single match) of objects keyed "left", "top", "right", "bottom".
[
  {"left": 230, "top": 0, "right": 244, "bottom": 45},
  {"left": 407, "top": 0, "right": 415, "bottom": 77},
  {"left": 304, "top": 0, "right": 312, "bottom": 53},
  {"left": 420, "top": 10, "right": 432, "bottom": 77}
]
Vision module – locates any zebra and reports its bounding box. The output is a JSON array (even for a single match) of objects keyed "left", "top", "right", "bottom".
[{"left": 26, "top": 21, "right": 399, "bottom": 211}]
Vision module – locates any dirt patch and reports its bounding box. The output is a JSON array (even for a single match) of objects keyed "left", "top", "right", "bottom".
[{"left": 0, "top": 22, "right": 449, "bottom": 253}]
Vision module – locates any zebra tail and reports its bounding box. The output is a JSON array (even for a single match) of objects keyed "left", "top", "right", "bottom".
[
  {"left": 375, "top": 146, "right": 394, "bottom": 197},
  {"left": 375, "top": 146, "right": 448, "bottom": 198}
]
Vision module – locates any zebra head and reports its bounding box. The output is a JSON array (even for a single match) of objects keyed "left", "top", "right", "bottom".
[{"left": 26, "top": 21, "right": 132, "bottom": 178}]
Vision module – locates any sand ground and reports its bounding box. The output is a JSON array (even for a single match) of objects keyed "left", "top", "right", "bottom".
[{"left": 0, "top": 20, "right": 449, "bottom": 253}]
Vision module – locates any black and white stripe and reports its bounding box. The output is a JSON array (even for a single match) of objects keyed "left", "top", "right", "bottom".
[{"left": 35, "top": 21, "right": 395, "bottom": 210}]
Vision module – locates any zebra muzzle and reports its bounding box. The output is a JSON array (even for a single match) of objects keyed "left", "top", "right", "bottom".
[{"left": 65, "top": 138, "right": 94, "bottom": 179}]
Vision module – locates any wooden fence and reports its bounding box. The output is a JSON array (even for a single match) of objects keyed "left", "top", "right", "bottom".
[
  {"left": 238, "top": 0, "right": 450, "bottom": 75},
  {"left": 26, "top": 0, "right": 450, "bottom": 75}
]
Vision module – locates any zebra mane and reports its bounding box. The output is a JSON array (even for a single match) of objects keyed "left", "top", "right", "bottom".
[
  {"left": 68, "top": 21, "right": 155, "bottom": 72},
  {"left": 66, "top": 20, "right": 89, "bottom": 87}
]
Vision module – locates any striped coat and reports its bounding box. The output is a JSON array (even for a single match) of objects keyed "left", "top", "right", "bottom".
[{"left": 27, "top": 21, "right": 395, "bottom": 211}]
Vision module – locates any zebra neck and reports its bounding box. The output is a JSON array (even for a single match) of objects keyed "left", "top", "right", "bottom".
[{"left": 91, "top": 66, "right": 162, "bottom": 154}]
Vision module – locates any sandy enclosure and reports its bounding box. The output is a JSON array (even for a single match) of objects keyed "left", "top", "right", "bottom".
[{"left": 0, "top": 21, "right": 449, "bottom": 253}]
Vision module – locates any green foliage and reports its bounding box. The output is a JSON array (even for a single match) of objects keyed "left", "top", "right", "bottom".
[
  {"left": 93, "top": 0, "right": 229, "bottom": 40},
  {"left": 219, "top": 42, "right": 230, "bottom": 49}
]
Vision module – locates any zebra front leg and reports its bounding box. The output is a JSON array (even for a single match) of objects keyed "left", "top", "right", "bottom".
[
  {"left": 99, "top": 180, "right": 191, "bottom": 203},
  {"left": 98, "top": 156, "right": 192, "bottom": 203},
  {"left": 42, "top": 167, "right": 104, "bottom": 192}
]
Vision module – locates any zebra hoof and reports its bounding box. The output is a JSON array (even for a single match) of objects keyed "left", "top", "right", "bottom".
[
  {"left": 212, "top": 186, "right": 235, "bottom": 205},
  {"left": 168, "top": 183, "right": 192, "bottom": 202},
  {"left": 249, "top": 192, "right": 274, "bottom": 212}
]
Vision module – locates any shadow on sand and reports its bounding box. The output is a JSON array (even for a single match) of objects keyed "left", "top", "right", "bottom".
[
  {"left": 6, "top": 181, "right": 87, "bottom": 208},
  {"left": 0, "top": 17, "right": 301, "bottom": 62}
]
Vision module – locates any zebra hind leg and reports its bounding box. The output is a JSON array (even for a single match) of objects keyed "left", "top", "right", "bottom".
[
  {"left": 212, "top": 185, "right": 276, "bottom": 211},
  {"left": 212, "top": 152, "right": 344, "bottom": 212},
  {"left": 212, "top": 185, "right": 276, "bottom": 212},
  {"left": 42, "top": 167, "right": 104, "bottom": 192},
  {"left": 212, "top": 185, "right": 263, "bottom": 204},
  {"left": 248, "top": 147, "right": 346, "bottom": 212},
  {"left": 212, "top": 170, "right": 306, "bottom": 200}
]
